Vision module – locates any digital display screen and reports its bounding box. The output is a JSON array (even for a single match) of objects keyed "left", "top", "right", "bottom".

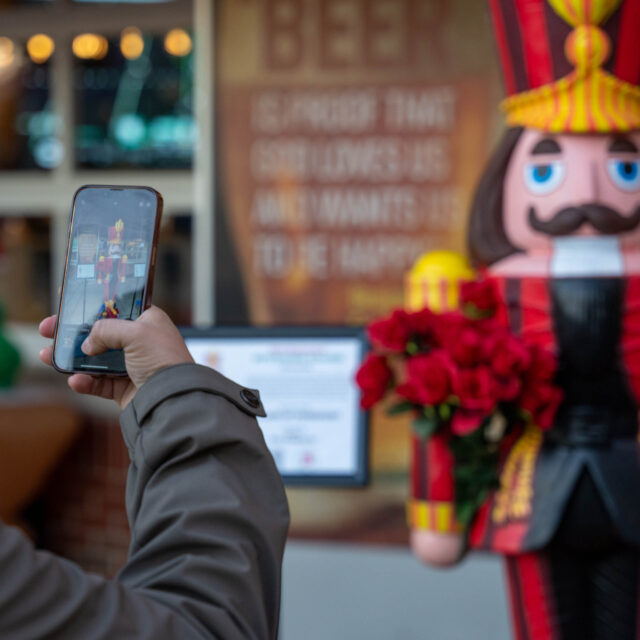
[
  {"left": 54, "top": 186, "right": 160, "bottom": 373},
  {"left": 183, "top": 328, "right": 369, "bottom": 486}
]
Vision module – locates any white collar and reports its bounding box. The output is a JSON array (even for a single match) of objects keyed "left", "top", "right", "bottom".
[{"left": 551, "top": 236, "right": 623, "bottom": 277}]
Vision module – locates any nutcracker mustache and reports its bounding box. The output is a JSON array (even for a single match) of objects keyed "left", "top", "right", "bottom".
[{"left": 528, "top": 204, "right": 640, "bottom": 236}]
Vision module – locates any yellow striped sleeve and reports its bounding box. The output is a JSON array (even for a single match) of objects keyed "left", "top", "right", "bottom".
[{"left": 406, "top": 499, "right": 463, "bottom": 534}]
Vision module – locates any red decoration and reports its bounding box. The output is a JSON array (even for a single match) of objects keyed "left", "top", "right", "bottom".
[
  {"left": 460, "top": 278, "right": 501, "bottom": 316},
  {"left": 367, "top": 309, "right": 411, "bottom": 352},
  {"left": 397, "top": 352, "right": 455, "bottom": 406},
  {"left": 356, "top": 275, "right": 564, "bottom": 525},
  {"left": 355, "top": 354, "right": 392, "bottom": 410},
  {"left": 357, "top": 276, "right": 562, "bottom": 437}
]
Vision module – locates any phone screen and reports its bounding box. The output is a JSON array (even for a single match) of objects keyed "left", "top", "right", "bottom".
[{"left": 53, "top": 186, "right": 161, "bottom": 374}]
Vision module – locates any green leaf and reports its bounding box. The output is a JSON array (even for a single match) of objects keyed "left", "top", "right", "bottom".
[
  {"left": 455, "top": 501, "right": 477, "bottom": 527},
  {"left": 387, "top": 401, "right": 413, "bottom": 416},
  {"left": 449, "top": 417, "right": 503, "bottom": 527},
  {"left": 462, "top": 303, "right": 494, "bottom": 321},
  {"left": 412, "top": 414, "right": 439, "bottom": 439},
  {"left": 439, "top": 404, "right": 452, "bottom": 421}
]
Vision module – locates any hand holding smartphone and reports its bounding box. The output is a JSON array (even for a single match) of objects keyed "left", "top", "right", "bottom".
[{"left": 52, "top": 185, "right": 163, "bottom": 375}]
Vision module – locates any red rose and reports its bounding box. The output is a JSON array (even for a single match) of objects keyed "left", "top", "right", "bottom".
[
  {"left": 521, "top": 383, "right": 563, "bottom": 430},
  {"left": 489, "top": 333, "right": 531, "bottom": 378},
  {"left": 452, "top": 366, "right": 496, "bottom": 413},
  {"left": 367, "top": 310, "right": 410, "bottom": 352},
  {"left": 355, "top": 354, "right": 392, "bottom": 409},
  {"left": 526, "top": 344, "right": 558, "bottom": 383},
  {"left": 460, "top": 278, "right": 500, "bottom": 315},
  {"left": 396, "top": 351, "right": 455, "bottom": 406},
  {"left": 433, "top": 312, "right": 465, "bottom": 345},
  {"left": 452, "top": 325, "right": 483, "bottom": 367},
  {"left": 494, "top": 375, "right": 521, "bottom": 402},
  {"left": 436, "top": 313, "right": 484, "bottom": 366},
  {"left": 475, "top": 323, "right": 506, "bottom": 362},
  {"left": 451, "top": 408, "right": 486, "bottom": 436},
  {"left": 406, "top": 308, "right": 438, "bottom": 341}
]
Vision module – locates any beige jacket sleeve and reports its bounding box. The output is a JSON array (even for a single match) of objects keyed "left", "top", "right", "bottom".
[{"left": 0, "top": 363, "right": 290, "bottom": 640}]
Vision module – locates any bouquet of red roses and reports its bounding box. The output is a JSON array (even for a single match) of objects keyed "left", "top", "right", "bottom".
[{"left": 356, "top": 278, "right": 563, "bottom": 525}]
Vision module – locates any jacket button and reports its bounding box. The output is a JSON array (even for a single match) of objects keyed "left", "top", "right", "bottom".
[{"left": 240, "top": 388, "right": 260, "bottom": 408}]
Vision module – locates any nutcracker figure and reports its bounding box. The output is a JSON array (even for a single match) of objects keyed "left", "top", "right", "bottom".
[
  {"left": 96, "top": 218, "right": 128, "bottom": 319},
  {"left": 408, "top": 0, "right": 640, "bottom": 637}
]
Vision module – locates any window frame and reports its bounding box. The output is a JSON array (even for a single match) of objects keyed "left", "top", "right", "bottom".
[{"left": 0, "top": 0, "right": 215, "bottom": 331}]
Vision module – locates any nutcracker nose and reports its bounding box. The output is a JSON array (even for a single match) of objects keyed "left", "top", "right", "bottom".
[{"left": 585, "top": 160, "right": 601, "bottom": 202}]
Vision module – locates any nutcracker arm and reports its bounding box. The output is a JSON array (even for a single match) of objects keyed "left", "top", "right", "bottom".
[
  {"left": 406, "top": 499, "right": 464, "bottom": 566},
  {"left": 407, "top": 499, "right": 460, "bottom": 533},
  {"left": 408, "top": 432, "right": 466, "bottom": 566}
]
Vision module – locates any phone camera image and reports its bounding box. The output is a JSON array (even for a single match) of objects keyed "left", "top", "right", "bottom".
[{"left": 54, "top": 185, "right": 162, "bottom": 374}]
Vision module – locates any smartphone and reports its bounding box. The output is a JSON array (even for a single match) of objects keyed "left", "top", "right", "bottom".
[{"left": 52, "top": 185, "right": 163, "bottom": 375}]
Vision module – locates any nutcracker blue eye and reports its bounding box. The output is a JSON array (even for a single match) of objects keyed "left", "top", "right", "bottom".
[
  {"left": 607, "top": 159, "right": 640, "bottom": 191},
  {"left": 524, "top": 161, "right": 566, "bottom": 195}
]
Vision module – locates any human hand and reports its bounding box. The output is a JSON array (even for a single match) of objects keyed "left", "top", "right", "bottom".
[{"left": 39, "top": 306, "right": 194, "bottom": 409}]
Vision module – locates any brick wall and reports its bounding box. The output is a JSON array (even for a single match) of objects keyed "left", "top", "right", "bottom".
[{"left": 41, "top": 415, "right": 130, "bottom": 578}]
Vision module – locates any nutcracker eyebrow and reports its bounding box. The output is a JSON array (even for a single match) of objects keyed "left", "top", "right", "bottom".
[
  {"left": 608, "top": 137, "right": 638, "bottom": 153},
  {"left": 531, "top": 138, "right": 562, "bottom": 155}
]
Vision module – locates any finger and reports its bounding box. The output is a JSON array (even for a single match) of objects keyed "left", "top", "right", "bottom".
[
  {"left": 68, "top": 374, "right": 95, "bottom": 395},
  {"left": 139, "top": 304, "right": 159, "bottom": 319},
  {"left": 138, "top": 304, "right": 170, "bottom": 327},
  {"left": 39, "top": 346, "right": 53, "bottom": 366},
  {"left": 82, "top": 318, "right": 140, "bottom": 356},
  {"left": 68, "top": 374, "right": 115, "bottom": 400},
  {"left": 39, "top": 315, "right": 57, "bottom": 339}
]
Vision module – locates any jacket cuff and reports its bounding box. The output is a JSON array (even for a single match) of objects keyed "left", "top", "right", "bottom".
[
  {"left": 120, "top": 363, "right": 266, "bottom": 448},
  {"left": 407, "top": 499, "right": 462, "bottom": 534}
]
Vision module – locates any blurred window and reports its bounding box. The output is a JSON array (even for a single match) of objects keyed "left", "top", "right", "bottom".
[
  {"left": 73, "top": 1, "right": 174, "bottom": 3},
  {"left": 0, "top": 217, "right": 51, "bottom": 323},
  {"left": 74, "top": 31, "right": 193, "bottom": 169},
  {"left": 0, "top": 1, "right": 53, "bottom": 6},
  {"left": 0, "top": 1, "right": 200, "bottom": 325},
  {"left": 0, "top": 0, "right": 173, "bottom": 3},
  {"left": 152, "top": 215, "right": 192, "bottom": 325},
  {"left": 0, "top": 38, "right": 57, "bottom": 170}
]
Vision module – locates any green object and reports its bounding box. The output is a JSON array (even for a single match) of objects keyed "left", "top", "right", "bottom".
[
  {"left": 0, "top": 302, "right": 21, "bottom": 387},
  {"left": 449, "top": 422, "right": 502, "bottom": 527}
]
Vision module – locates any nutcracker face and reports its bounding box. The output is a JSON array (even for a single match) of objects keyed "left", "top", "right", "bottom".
[{"left": 500, "top": 129, "right": 640, "bottom": 273}]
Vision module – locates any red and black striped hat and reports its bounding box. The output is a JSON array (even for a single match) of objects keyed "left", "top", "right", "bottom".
[{"left": 488, "top": 0, "right": 640, "bottom": 132}]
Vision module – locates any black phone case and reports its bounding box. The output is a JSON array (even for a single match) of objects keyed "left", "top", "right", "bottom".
[{"left": 52, "top": 184, "right": 163, "bottom": 376}]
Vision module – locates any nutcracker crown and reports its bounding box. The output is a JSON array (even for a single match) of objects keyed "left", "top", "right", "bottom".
[
  {"left": 489, "top": 0, "right": 640, "bottom": 132},
  {"left": 108, "top": 219, "right": 124, "bottom": 244}
]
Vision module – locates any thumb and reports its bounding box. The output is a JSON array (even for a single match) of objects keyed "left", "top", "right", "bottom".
[{"left": 82, "top": 319, "right": 139, "bottom": 356}]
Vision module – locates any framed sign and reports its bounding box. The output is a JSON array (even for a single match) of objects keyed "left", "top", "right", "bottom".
[{"left": 181, "top": 326, "right": 369, "bottom": 486}]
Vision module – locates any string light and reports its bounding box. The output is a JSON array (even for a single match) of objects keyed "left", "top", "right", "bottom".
[
  {"left": 72, "top": 33, "right": 109, "bottom": 60},
  {"left": 27, "top": 34, "right": 55, "bottom": 64},
  {"left": 120, "top": 27, "right": 144, "bottom": 60},
  {"left": 164, "top": 29, "right": 192, "bottom": 57}
]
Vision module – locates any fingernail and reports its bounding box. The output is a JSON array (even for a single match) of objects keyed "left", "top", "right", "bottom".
[
  {"left": 81, "top": 338, "right": 91, "bottom": 354},
  {"left": 39, "top": 348, "right": 46, "bottom": 359}
]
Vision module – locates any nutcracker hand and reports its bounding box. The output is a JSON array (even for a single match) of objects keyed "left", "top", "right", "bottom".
[{"left": 410, "top": 529, "right": 465, "bottom": 567}]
